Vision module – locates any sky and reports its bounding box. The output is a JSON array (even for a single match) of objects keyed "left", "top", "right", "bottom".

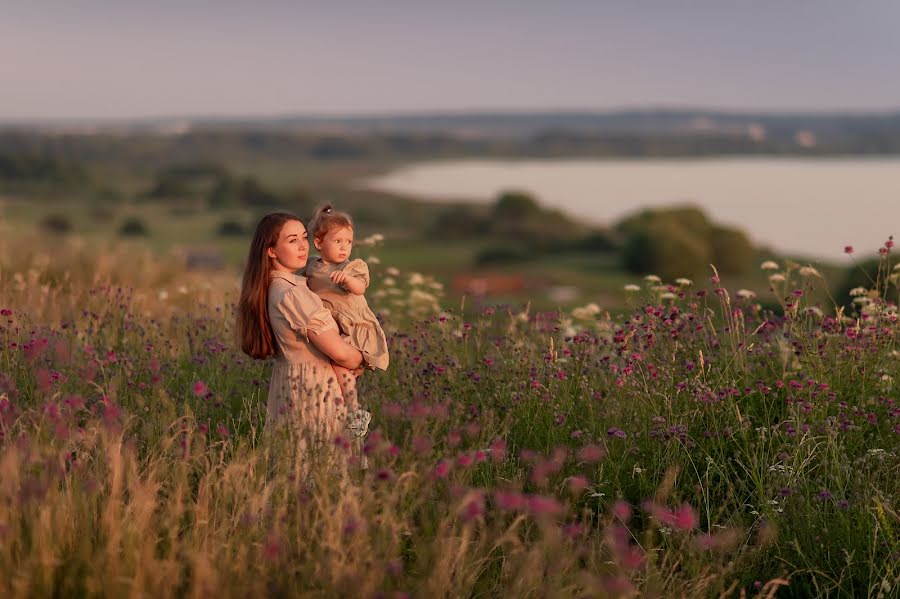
[{"left": 2, "top": 0, "right": 900, "bottom": 121}]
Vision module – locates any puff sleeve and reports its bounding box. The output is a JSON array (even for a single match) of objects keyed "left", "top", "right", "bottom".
[
  {"left": 276, "top": 285, "right": 337, "bottom": 339},
  {"left": 343, "top": 259, "right": 370, "bottom": 289}
]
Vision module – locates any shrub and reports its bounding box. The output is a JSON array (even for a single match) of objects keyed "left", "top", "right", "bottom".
[
  {"left": 708, "top": 226, "right": 755, "bottom": 274},
  {"left": 475, "top": 244, "right": 534, "bottom": 266},
  {"left": 622, "top": 220, "right": 711, "bottom": 280},
  {"left": 428, "top": 205, "right": 487, "bottom": 239},
  {"left": 119, "top": 217, "right": 149, "bottom": 236},
  {"left": 39, "top": 214, "right": 73, "bottom": 234},
  {"left": 217, "top": 219, "right": 248, "bottom": 237}
]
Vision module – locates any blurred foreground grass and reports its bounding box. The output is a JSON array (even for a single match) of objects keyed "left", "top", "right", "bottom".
[{"left": 0, "top": 234, "right": 898, "bottom": 597}]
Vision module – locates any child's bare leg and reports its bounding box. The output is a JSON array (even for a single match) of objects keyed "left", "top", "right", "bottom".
[{"left": 332, "top": 364, "right": 359, "bottom": 411}]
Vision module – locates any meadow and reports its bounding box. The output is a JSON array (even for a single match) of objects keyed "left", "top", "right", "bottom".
[{"left": 1, "top": 231, "right": 898, "bottom": 598}]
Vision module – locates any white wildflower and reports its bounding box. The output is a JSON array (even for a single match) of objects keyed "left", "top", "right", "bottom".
[
  {"left": 158, "top": 290, "right": 169, "bottom": 301},
  {"left": 798, "top": 266, "right": 821, "bottom": 278},
  {"left": 408, "top": 272, "right": 425, "bottom": 286},
  {"left": 386, "top": 266, "right": 400, "bottom": 277},
  {"left": 894, "top": 263, "right": 900, "bottom": 271},
  {"left": 644, "top": 274, "right": 661, "bottom": 283},
  {"left": 178, "top": 285, "right": 188, "bottom": 295},
  {"left": 659, "top": 292, "right": 677, "bottom": 301},
  {"left": 383, "top": 277, "right": 396, "bottom": 287},
  {"left": 736, "top": 289, "right": 756, "bottom": 299},
  {"left": 768, "top": 274, "right": 785, "bottom": 283},
  {"left": 428, "top": 281, "right": 444, "bottom": 291},
  {"left": 572, "top": 303, "right": 602, "bottom": 320},
  {"left": 675, "top": 278, "right": 693, "bottom": 286},
  {"left": 853, "top": 297, "right": 872, "bottom": 306},
  {"left": 803, "top": 306, "right": 824, "bottom": 317},
  {"left": 367, "top": 255, "right": 381, "bottom": 265},
  {"left": 624, "top": 284, "right": 641, "bottom": 292},
  {"left": 849, "top": 286, "right": 868, "bottom": 297},
  {"left": 760, "top": 260, "right": 779, "bottom": 270}
]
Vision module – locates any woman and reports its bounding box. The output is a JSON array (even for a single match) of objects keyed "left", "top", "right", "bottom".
[{"left": 237, "top": 212, "right": 363, "bottom": 456}]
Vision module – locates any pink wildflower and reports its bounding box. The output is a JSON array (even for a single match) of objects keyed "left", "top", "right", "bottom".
[{"left": 192, "top": 380, "right": 208, "bottom": 396}]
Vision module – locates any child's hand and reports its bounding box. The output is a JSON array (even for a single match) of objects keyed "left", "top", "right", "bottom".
[{"left": 330, "top": 270, "right": 348, "bottom": 286}]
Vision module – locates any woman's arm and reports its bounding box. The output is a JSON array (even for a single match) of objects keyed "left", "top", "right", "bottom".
[{"left": 308, "top": 328, "right": 363, "bottom": 369}]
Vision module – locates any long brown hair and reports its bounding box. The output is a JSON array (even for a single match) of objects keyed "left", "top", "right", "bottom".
[
  {"left": 237, "top": 212, "right": 302, "bottom": 359},
  {"left": 307, "top": 203, "right": 353, "bottom": 242}
]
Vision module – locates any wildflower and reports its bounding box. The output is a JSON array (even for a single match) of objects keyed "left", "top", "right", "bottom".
[
  {"left": 607, "top": 427, "right": 627, "bottom": 439},
  {"left": 675, "top": 278, "right": 693, "bottom": 286},
  {"left": 386, "top": 266, "right": 400, "bottom": 277},
  {"left": 489, "top": 438, "right": 507, "bottom": 462},
  {"left": 432, "top": 460, "right": 451, "bottom": 479},
  {"left": 798, "top": 266, "right": 821, "bottom": 278},
  {"left": 408, "top": 272, "right": 425, "bottom": 286},
  {"left": 672, "top": 503, "right": 699, "bottom": 530},
  {"left": 760, "top": 260, "right": 779, "bottom": 270},
  {"left": 526, "top": 495, "right": 565, "bottom": 518},
  {"left": 844, "top": 245, "right": 854, "bottom": 254},
  {"left": 849, "top": 286, "right": 868, "bottom": 297},
  {"left": 735, "top": 289, "right": 756, "bottom": 300},
  {"left": 192, "top": 380, "right": 208, "bottom": 396},
  {"left": 612, "top": 501, "right": 632, "bottom": 522},
  {"left": 659, "top": 292, "right": 677, "bottom": 301},
  {"left": 644, "top": 274, "right": 661, "bottom": 283},
  {"left": 576, "top": 444, "right": 606, "bottom": 463},
  {"left": 768, "top": 274, "right": 785, "bottom": 283},
  {"left": 816, "top": 489, "right": 832, "bottom": 501},
  {"left": 493, "top": 490, "right": 527, "bottom": 511},
  {"left": 623, "top": 284, "right": 641, "bottom": 292},
  {"left": 572, "top": 303, "right": 601, "bottom": 320}
]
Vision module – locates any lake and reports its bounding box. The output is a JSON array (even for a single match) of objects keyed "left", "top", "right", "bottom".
[{"left": 360, "top": 157, "right": 900, "bottom": 261}]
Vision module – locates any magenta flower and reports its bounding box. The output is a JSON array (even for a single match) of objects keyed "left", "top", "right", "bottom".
[
  {"left": 493, "top": 489, "right": 527, "bottom": 511},
  {"left": 844, "top": 245, "right": 854, "bottom": 254},
  {"left": 526, "top": 494, "right": 565, "bottom": 518},
  {"left": 672, "top": 503, "right": 699, "bottom": 530},
  {"left": 612, "top": 500, "right": 633, "bottom": 523},
  {"left": 576, "top": 444, "right": 605, "bottom": 463},
  {"left": 192, "top": 380, "right": 208, "bottom": 396},
  {"left": 432, "top": 460, "right": 451, "bottom": 479}
]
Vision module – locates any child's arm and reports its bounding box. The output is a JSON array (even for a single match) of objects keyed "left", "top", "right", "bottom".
[{"left": 331, "top": 270, "right": 366, "bottom": 295}]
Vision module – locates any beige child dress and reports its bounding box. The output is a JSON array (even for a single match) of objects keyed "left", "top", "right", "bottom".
[
  {"left": 302, "top": 257, "right": 390, "bottom": 371},
  {"left": 266, "top": 270, "right": 348, "bottom": 449}
]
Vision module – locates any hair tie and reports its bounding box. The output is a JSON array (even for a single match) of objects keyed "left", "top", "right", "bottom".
[{"left": 324, "top": 207, "right": 333, "bottom": 214}]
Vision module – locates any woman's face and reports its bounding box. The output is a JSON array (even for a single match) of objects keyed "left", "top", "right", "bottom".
[
  {"left": 314, "top": 226, "right": 353, "bottom": 264},
  {"left": 267, "top": 219, "right": 309, "bottom": 272}
]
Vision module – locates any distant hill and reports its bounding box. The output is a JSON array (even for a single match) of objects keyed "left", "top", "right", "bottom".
[
  {"left": 7, "top": 108, "right": 900, "bottom": 146},
  {"left": 4, "top": 109, "right": 900, "bottom": 160}
]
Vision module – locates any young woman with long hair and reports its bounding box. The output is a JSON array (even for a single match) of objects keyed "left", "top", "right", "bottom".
[{"left": 237, "top": 212, "right": 362, "bottom": 453}]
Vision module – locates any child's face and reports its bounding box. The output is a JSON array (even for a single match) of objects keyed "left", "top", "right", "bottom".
[{"left": 314, "top": 226, "right": 353, "bottom": 263}]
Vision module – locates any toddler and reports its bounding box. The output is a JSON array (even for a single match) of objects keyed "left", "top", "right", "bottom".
[{"left": 301, "top": 204, "right": 389, "bottom": 416}]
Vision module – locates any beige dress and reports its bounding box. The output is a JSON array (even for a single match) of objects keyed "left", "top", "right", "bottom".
[
  {"left": 266, "top": 270, "right": 347, "bottom": 449},
  {"left": 302, "top": 257, "right": 390, "bottom": 371}
]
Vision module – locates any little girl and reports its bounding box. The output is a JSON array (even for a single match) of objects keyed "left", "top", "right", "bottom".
[{"left": 301, "top": 204, "right": 389, "bottom": 414}]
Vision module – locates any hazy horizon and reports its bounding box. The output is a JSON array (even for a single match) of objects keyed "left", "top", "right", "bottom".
[{"left": 3, "top": 1, "right": 900, "bottom": 121}]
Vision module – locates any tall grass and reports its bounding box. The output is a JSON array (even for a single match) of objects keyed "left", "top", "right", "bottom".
[{"left": 0, "top": 235, "right": 897, "bottom": 597}]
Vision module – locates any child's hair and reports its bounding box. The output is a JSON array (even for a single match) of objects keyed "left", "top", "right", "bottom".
[{"left": 308, "top": 203, "right": 353, "bottom": 241}]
